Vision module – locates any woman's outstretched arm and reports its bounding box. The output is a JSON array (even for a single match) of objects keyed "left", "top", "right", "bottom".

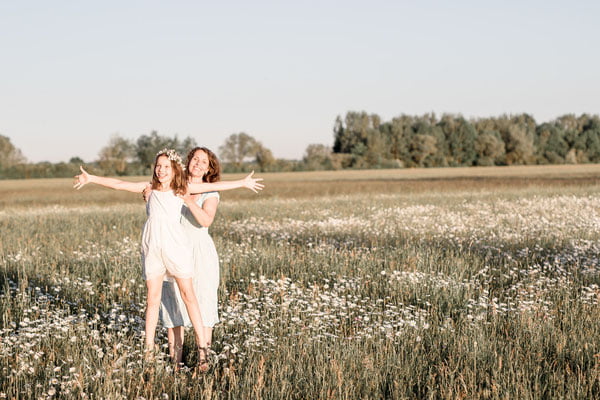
[
  {"left": 73, "top": 166, "right": 149, "bottom": 193},
  {"left": 187, "top": 171, "right": 264, "bottom": 194}
]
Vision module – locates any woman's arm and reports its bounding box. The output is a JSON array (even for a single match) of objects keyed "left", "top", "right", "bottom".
[
  {"left": 182, "top": 194, "right": 219, "bottom": 227},
  {"left": 73, "top": 166, "right": 149, "bottom": 193},
  {"left": 187, "top": 171, "right": 264, "bottom": 194}
]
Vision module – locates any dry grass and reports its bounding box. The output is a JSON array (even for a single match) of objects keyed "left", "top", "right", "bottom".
[
  {"left": 1, "top": 165, "right": 600, "bottom": 399},
  {"left": 251, "top": 163, "right": 600, "bottom": 181},
  {"left": 2, "top": 164, "right": 599, "bottom": 207}
]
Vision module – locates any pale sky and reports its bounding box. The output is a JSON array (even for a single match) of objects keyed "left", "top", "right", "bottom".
[{"left": 1, "top": 0, "right": 598, "bottom": 163}]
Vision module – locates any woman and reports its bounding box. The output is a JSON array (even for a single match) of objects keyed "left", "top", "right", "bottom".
[
  {"left": 152, "top": 147, "right": 223, "bottom": 368},
  {"left": 73, "top": 149, "right": 263, "bottom": 370}
]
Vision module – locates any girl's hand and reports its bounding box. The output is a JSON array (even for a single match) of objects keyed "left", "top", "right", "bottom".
[
  {"left": 242, "top": 171, "right": 265, "bottom": 193},
  {"left": 73, "top": 166, "right": 90, "bottom": 190}
]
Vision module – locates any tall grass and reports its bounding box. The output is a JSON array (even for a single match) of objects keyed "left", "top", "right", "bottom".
[{"left": 1, "top": 167, "right": 599, "bottom": 399}]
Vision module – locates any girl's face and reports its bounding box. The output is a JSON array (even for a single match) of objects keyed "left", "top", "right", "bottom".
[
  {"left": 154, "top": 155, "right": 173, "bottom": 184},
  {"left": 188, "top": 150, "right": 209, "bottom": 179}
]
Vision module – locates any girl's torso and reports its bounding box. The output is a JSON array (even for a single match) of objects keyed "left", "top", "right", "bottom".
[
  {"left": 142, "top": 190, "right": 191, "bottom": 248},
  {"left": 146, "top": 190, "right": 185, "bottom": 223}
]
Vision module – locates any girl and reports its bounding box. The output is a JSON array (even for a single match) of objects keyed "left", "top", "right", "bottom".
[
  {"left": 73, "top": 149, "right": 263, "bottom": 370},
  {"left": 151, "top": 147, "right": 224, "bottom": 368}
]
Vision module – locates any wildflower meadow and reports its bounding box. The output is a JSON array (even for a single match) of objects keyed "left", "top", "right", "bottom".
[{"left": 1, "top": 165, "right": 599, "bottom": 399}]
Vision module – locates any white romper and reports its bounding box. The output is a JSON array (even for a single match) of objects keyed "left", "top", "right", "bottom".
[{"left": 141, "top": 190, "right": 194, "bottom": 281}]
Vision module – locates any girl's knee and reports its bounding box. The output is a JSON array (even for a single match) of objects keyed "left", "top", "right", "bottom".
[
  {"left": 146, "top": 292, "right": 162, "bottom": 307},
  {"left": 179, "top": 288, "right": 196, "bottom": 304}
]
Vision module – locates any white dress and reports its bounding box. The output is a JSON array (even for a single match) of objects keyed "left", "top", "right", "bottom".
[
  {"left": 141, "top": 190, "right": 194, "bottom": 281},
  {"left": 159, "top": 192, "right": 221, "bottom": 328}
]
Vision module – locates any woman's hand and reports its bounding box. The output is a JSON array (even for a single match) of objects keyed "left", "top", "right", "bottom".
[
  {"left": 242, "top": 171, "right": 265, "bottom": 193},
  {"left": 178, "top": 192, "right": 196, "bottom": 206},
  {"left": 142, "top": 184, "right": 152, "bottom": 202},
  {"left": 73, "top": 166, "right": 90, "bottom": 190}
]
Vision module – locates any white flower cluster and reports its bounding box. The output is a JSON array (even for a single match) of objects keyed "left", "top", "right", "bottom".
[{"left": 156, "top": 148, "right": 185, "bottom": 169}]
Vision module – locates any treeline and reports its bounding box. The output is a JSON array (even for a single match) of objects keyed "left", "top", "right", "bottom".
[
  {"left": 0, "top": 131, "right": 304, "bottom": 179},
  {"left": 0, "top": 132, "right": 197, "bottom": 179},
  {"left": 330, "top": 112, "right": 600, "bottom": 168},
  {"left": 1, "top": 112, "right": 599, "bottom": 179}
]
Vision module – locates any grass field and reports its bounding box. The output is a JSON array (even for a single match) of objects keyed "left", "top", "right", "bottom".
[{"left": 1, "top": 165, "right": 600, "bottom": 399}]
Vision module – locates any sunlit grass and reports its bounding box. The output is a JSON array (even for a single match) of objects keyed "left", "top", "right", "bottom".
[{"left": 1, "top": 167, "right": 600, "bottom": 398}]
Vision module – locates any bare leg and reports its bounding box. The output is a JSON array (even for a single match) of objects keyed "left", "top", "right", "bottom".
[
  {"left": 145, "top": 275, "right": 165, "bottom": 350},
  {"left": 203, "top": 327, "right": 213, "bottom": 348},
  {"left": 173, "top": 277, "right": 207, "bottom": 353},
  {"left": 167, "top": 327, "right": 185, "bottom": 367}
]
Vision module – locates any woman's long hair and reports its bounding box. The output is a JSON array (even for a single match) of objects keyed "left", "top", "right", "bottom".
[
  {"left": 185, "top": 147, "right": 221, "bottom": 183},
  {"left": 151, "top": 152, "right": 187, "bottom": 195}
]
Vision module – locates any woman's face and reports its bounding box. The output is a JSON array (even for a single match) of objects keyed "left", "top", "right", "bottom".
[
  {"left": 188, "top": 150, "right": 209, "bottom": 179},
  {"left": 154, "top": 155, "right": 173, "bottom": 183}
]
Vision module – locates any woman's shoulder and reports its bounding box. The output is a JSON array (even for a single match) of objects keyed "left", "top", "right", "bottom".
[
  {"left": 202, "top": 191, "right": 220, "bottom": 198},
  {"left": 200, "top": 191, "right": 220, "bottom": 203}
]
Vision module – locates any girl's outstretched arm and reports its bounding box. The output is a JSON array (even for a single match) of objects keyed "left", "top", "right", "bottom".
[
  {"left": 73, "top": 166, "right": 149, "bottom": 193},
  {"left": 187, "top": 171, "right": 264, "bottom": 194}
]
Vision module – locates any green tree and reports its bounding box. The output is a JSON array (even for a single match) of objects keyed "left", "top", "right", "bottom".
[
  {"left": 385, "top": 115, "right": 415, "bottom": 166},
  {"left": 0, "top": 135, "right": 26, "bottom": 169},
  {"left": 333, "top": 111, "right": 381, "bottom": 155},
  {"left": 410, "top": 134, "right": 438, "bottom": 167},
  {"left": 303, "top": 144, "right": 332, "bottom": 170},
  {"left": 98, "top": 134, "right": 135, "bottom": 175},
  {"left": 556, "top": 114, "right": 583, "bottom": 136},
  {"left": 413, "top": 114, "right": 446, "bottom": 167},
  {"left": 439, "top": 114, "right": 477, "bottom": 166},
  {"left": 535, "top": 123, "right": 568, "bottom": 164},
  {"left": 474, "top": 131, "right": 505, "bottom": 166},
  {"left": 504, "top": 123, "right": 535, "bottom": 165},
  {"left": 363, "top": 130, "right": 389, "bottom": 168},
  {"left": 218, "top": 132, "right": 259, "bottom": 168},
  {"left": 254, "top": 143, "right": 276, "bottom": 171},
  {"left": 567, "top": 115, "right": 600, "bottom": 163},
  {"left": 135, "top": 131, "right": 197, "bottom": 169},
  {"left": 69, "top": 156, "right": 85, "bottom": 164},
  {"left": 332, "top": 116, "right": 346, "bottom": 153}
]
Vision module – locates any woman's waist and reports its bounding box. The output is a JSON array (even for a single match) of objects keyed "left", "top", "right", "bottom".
[
  {"left": 141, "top": 234, "right": 193, "bottom": 249},
  {"left": 145, "top": 214, "right": 182, "bottom": 223},
  {"left": 181, "top": 225, "right": 211, "bottom": 237}
]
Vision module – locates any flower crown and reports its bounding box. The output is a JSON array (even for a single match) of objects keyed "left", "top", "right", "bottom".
[{"left": 156, "top": 148, "right": 185, "bottom": 169}]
